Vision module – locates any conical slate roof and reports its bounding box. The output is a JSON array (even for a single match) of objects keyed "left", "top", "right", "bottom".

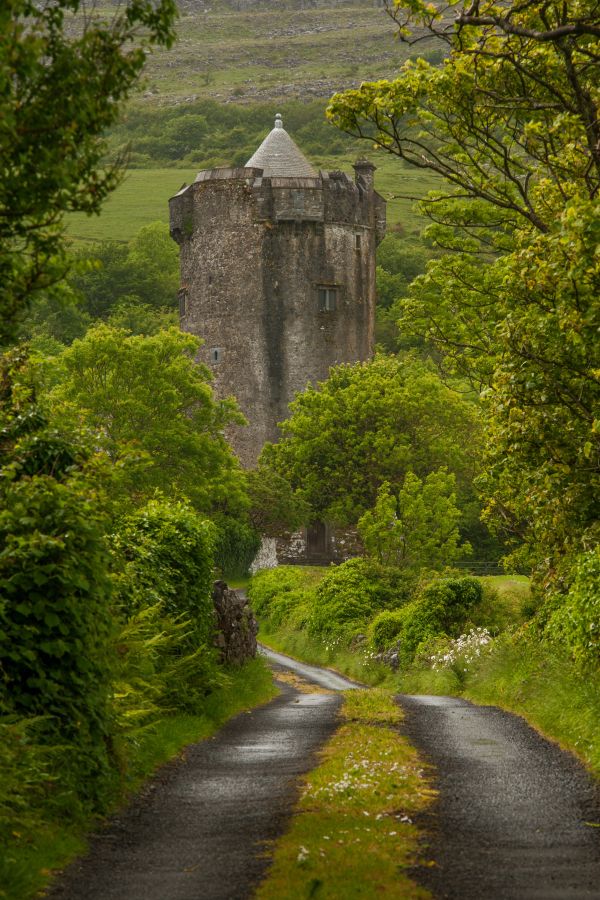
[{"left": 246, "top": 114, "right": 317, "bottom": 178}]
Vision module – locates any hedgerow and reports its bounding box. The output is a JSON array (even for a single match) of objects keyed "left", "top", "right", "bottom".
[
  {"left": 0, "top": 475, "right": 115, "bottom": 800},
  {"left": 248, "top": 565, "right": 323, "bottom": 629},
  {"left": 545, "top": 548, "right": 600, "bottom": 670},
  {"left": 111, "top": 498, "right": 216, "bottom": 644}
]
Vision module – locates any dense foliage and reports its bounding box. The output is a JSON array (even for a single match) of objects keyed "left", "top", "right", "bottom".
[
  {"left": 328, "top": 1, "right": 600, "bottom": 611},
  {"left": 250, "top": 562, "right": 484, "bottom": 669},
  {"left": 246, "top": 465, "right": 310, "bottom": 537},
  {"left": 105, "top": 99, "right": 358, "bottom": 170},
  {"left": 110, "top": 498, "right": 223, "bottom": 726},
  {"left": 546, "top": 547, "right": 600, "bottom": 670},
  {"left": 370, "top": 578, "right": 483, "bottom": 661},
  {"left": 308, "top": 558, "right": 412, "bottom": 640},
  {"left": 375, "top": 233, "right": 432, "bottom": 352},
  {"left": 261, "top": 354, "right": 481, "bottom": 527},
  {"left": 112, "top": 500, "right": 216, "bottom": 638},
  {"left": 357, "top": 473, "right": 469, "bottom": 571},
  {"left": 248, "top": 565, "right": 324, "bottom": 630},
  {"left": 46, "top": 324, "right": 247, "bottom": 516},
  {"left": 0, "top": 351, "right": 115, "bottom": 800},
  {"left": 0, "top": 0, "right": 177, "bottom": 343},
  {"left": 69, "top": 222, "right": 179, "bottom": 319}
]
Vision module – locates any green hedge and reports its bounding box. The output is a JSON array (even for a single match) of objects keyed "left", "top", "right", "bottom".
[
  {"left": 0, "top": 475, "right": 114, "bottom": 803},
  {"left": 112, "top": 498, "right": 216, "bottom": 644},
  {"left": 546, "top": 547, "right": 600, "bottom": 669},
  {"left": 248, "top": 565, "right": 323, "bottom": 629},
  {"left": 308, "top": 558, "right": 412, "bottom": 640}
]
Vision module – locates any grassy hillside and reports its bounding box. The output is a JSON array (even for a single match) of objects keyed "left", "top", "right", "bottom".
[{"left": 129, "top": 0, "right": 439, "bottom": 106}]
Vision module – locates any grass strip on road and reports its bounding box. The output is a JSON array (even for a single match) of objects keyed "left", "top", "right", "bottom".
[{"left": 255, "top": 688, "right": 435, "bottom": 899}]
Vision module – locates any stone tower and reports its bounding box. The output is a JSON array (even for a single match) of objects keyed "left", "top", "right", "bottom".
[{"left": 169, "top": 114, "right": 386, "bottom": 467}]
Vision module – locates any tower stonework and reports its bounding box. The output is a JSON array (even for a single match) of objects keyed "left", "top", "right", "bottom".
[{"left": 169, "top": 116, "right": 386, "bottom": 467}]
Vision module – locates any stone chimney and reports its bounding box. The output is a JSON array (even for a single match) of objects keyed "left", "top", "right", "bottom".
[{"left": 353, "top": 158, "right": 376, "bottom": 191}]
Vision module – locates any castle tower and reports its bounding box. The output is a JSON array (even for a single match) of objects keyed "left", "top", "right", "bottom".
[{"left": 169, "top": 114, "right": 386, "bottom": 467}]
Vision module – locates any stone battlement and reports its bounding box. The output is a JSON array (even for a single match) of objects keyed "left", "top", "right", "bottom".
[{"left": 170, "top": 164, "right": 385, "bottom": 244}]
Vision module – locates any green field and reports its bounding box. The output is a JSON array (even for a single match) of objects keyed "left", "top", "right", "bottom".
[
  {"left": 67, "top": 168, "right": 197, "bottom": 242},
  {"left": 67, "top": 155, "right": 440, "bottom": 244}
]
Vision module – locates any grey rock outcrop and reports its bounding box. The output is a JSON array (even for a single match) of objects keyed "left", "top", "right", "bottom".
[
  {"left": 212, "top": 581, "right": 258, "bottom": 665},
  {"left": 374, "top": 640, "right": 402, "bottom": 671}
]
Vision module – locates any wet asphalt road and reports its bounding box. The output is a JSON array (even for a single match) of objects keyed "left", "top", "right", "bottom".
[
  {"left": 48, "top": 653, "right": 352, "bottom": 900},
  {"left": 257, "top": 644, "right": 361, "bottom": 691},
  {"left": 399, "top": 694, "right": 600, "bottom": 899},
  {"left": 47, "top": 648, "right": 600, "bottom": 900}
]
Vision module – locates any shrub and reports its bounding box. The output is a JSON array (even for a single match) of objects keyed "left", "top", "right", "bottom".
[
  {"left": 112, "top": 498, "right": 216, "bottom": 645},
  {"left": 248, "top": 565, "right": 324, "bottom": 627},
  {"left": 112, "top": 602, "right": 224, "bottom": 742},
  {"left": 369, "top": 576, "right": 484, "bottom": 662},
  {"left": 0, "top": 715, "right": 61, "bottom": 843},
  {"left": 0, "top": 475, "right": 114, "bottom": 802},
  {"left": 308, "top": 558, "right": 410, "bottom": 640},
  {"left": 212, "top": 514, "right": 260, "bottom": 579},
  {"left": 546, "top": 547, "right": 600, "bottom": 669},
  {"left": 370, "top": 608, "right": 409, "bottom": 650},
  {"left": 418, "top": 577, "right": 483, "bottom": 631}
]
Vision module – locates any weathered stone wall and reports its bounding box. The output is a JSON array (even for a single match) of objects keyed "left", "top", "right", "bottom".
[
  {"left": 212, "top": 580, "right": 258, "bottom": 665},
  {"left": 170, "top": 162, "right": 385, "bottom": 468},
  {"left": 275, "top": 526, "right": 363, "bottom": 565},
  {"left": 249, "top": 537, "right": 278, "bottom": 574}
]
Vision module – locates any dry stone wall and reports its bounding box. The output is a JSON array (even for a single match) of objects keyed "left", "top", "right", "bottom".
[{"left": 212, "top": 580, "right": 258, "bottom": 665}]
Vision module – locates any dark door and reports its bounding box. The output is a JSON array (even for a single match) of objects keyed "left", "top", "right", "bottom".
[{"left": 306, "top": 521, "right": 328, "bottom": 556}]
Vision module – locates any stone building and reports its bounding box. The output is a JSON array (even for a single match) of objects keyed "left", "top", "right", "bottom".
[{"left": 169, "top": 114, "right": 386, "bottom": 468}]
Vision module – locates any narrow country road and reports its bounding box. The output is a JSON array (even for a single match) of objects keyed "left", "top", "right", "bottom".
[
  {"left": 262, "top": 651, "right": 600, "bottom": 899},
  {"left": 47, "top": 648, "right": 600, "bottom": 900},
  {"left": 47, "top": 650, "right": 355, "bottom": 900},
  {"left": 399, "top": 694, "right": 600, "bottom": 899}
]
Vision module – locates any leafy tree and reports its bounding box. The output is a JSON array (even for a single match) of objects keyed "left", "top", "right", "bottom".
[
  {"left": 19, "top": 282, "right": 91, "bottom": 347},
  {"left": 261, "top": 354, "right": 482, "bottom": 529},
  {"left": 358, "top": 472, "right": 469, "bottom": 571},
  {"left": 46, "top": 325, "right": 247, "bottom": 516},
  {"left": 107, "top": 301, "right": 177, "bottom": 336},
  {"left": 246, "top": 465, "right": 310, "bottom": 537},
  {"left": 328, "top": 1, "right": 600, "bottom": 588},
  {"left": 375, "top": 234, "right": 432, "bottom": 351},
  {"left": 0, "top": 0, "right": 177, "bottom": 344},
  {"left": 69, "top": 222, "right": 179, "bottom": 319}
]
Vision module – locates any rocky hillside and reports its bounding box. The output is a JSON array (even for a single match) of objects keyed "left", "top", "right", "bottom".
[{"left": 137, "top": 0, "right": 439, "bottom": 105}]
